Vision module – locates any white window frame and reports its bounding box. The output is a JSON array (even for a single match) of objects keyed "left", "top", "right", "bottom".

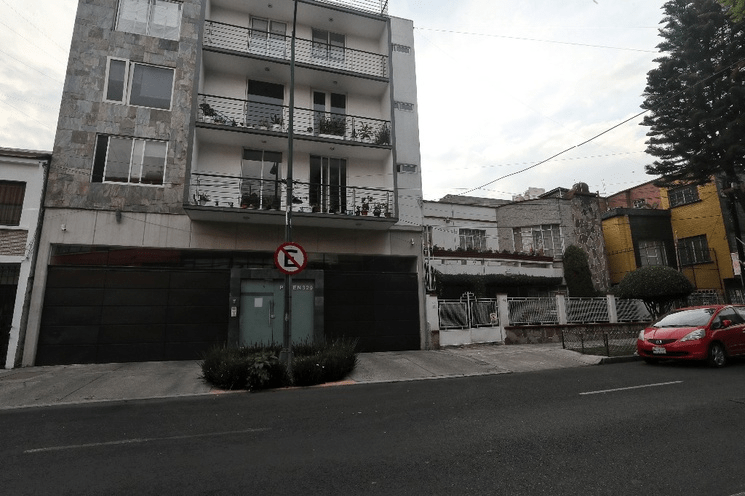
[
  {"left": 116, "top": 0, "right": 182, "bottom": 41},
  {"left": 93, "top": 135, "right": 168, "bottom": 186},
  {"left": 104, "top": 57, "right": 175, "bottom": 110}
]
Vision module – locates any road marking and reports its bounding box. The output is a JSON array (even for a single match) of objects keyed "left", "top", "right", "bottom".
[
  {"left": 580, "top": 381, "right": 683, "bottom": 396},
  {"left": 24, "top": 428, "right": 270, "bottom": 454}
]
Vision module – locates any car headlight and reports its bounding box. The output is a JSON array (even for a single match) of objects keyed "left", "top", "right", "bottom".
[
  {"left": 679, "top": 329, "right": 706, "bottom": 342},
  {"left": 638, "top": 329, "right": 646, "bottom": 341}
]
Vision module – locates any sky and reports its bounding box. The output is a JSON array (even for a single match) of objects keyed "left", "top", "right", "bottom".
[{"left": 0, "top": 0, "right": 668, "bottom": 201}]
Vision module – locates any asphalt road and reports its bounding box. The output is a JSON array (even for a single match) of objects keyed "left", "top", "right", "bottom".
[{"left": 2, "top": 360, "right": 745, "bottom": 495}]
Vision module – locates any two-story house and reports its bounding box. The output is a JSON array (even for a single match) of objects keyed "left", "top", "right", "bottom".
[
  {"left": 0, "top": 148, "right": 49, "bottom": 369},
  {"left": 21, "top": 0, "right": 424, "bottom": 366}
]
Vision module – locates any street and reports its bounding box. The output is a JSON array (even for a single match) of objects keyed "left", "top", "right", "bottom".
[{"left": 2, "top": 360, "right": 745, "bottom": 495}]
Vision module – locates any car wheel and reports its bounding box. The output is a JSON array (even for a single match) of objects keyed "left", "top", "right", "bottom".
[{"left": 707, "top": 342, "right": 727, "bottom": 368}]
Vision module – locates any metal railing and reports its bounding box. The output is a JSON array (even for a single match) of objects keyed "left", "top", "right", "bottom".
[
  {"left": 562, "top": 329, "right": 639, "bottom": 357},
  {"left": 204, "top": 21, "right": 388, "bottom": 78},
  {"left": 566, "top": 297, "right": 610, "bottom": 324},
  {"left": 314, "top": 0, "right": 389, "bottom": 16},
  {"left": 508, "top": 297, "right": 558, "bottom": 325},
  {"left": 190, "top": 172, "right": 395, "bottom": 217},
  {"left": 198, "top": 94, "right": 391, "bottom": 145}
]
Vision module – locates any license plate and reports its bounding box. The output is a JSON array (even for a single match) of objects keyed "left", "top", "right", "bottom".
[{"left": 652, "top": 346, "right": 667, "bottom": 355}]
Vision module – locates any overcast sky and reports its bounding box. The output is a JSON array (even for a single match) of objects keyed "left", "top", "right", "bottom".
[{"left": 0, "top": 0, "right": 668, "bottom": 201}]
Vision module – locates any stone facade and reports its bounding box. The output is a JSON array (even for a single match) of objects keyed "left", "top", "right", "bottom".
[{"left": 47, "top": 0, "right": 202, "bottom": 215}]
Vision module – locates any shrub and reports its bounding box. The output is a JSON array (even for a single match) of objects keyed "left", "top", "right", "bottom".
[
  {"left": 614, "top": 265, "right": 694, "bottom": 319},
  {"left": 563, "top": 245, "right": 598, "bottom": 297},
  {"left": 200, "top": 338, "right": 358, "bottom": 390}
]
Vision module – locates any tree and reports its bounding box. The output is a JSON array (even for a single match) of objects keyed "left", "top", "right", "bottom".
[
  {"left": 614, "top": 266, "right": 694, "bottom": 319},
  {"left": 719, "top": 0, "right": 745, "bottom": 21},
  {"left": 563, "top": 245, "right": 598, "bottom": 297},
  {"left": 641, "top": 0, "right": 745, "bottom": 210}
]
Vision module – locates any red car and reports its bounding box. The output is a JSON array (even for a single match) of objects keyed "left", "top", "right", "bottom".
[{"left": 637, "top": 305, "right": 745, "bottom": 367}]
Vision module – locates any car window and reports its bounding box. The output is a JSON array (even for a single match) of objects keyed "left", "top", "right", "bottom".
[
  {"left": 719, "top": 308, "right": 745, "bottom": 325},
  {"left": 733, "top": 306, "right": 745, "bottom": 322},
  {"left": 654, "top": 308, "right": 715, "bottom": 327}
]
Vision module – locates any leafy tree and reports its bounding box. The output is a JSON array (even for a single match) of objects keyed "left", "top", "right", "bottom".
[
  {"left": 719, "top": 0, "right": 745, "bottom": 21},
  {"left": 641, "top": 0, "right": 745, "bottom": 210},
  {"left": 563, "top": 245, "right": 598, "bottom": 297},
  {"left": 614, "top": 266, "right": 694, "bottom": 319}
]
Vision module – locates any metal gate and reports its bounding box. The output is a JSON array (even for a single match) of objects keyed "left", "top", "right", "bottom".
[{"left": 438, "top": 292, "right": 499, "bottom": 330}]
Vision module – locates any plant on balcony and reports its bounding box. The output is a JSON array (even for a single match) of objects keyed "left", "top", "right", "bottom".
[
  {"left": 356, "top": 122, "right": 373, "bottom": 142},
  {"left": 195, "top": 192, "right": 210, "bottom": 206},
  {"left": 372, "top": 202, "right": 384, "bottom": 217},
  {"left": 374, "top": 124, "right": 390, "bottom": 145},
  {"left": 270, "top": 114, "right": 284, "bottom": 131},
  {"left": 319, "top": 116, "right": 346, "bottom": 136},
  {"left": 360, "top": 196, "right": 373, "bottom": 215}
]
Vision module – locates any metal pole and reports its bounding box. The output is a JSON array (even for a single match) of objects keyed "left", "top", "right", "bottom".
[{"left": 280, "top": 0, "right": 299, "bottom": 375}]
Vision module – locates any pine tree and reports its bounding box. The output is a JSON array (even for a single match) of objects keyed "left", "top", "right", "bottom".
[
  {"left": 563, "top": 245, "right": 597, "bottom": 297},
  {"left": 719, "top": 0, "right": 745, "bottom": 21},
  {"left": 641, "top": 0, "right": 745, "bottom": 208}
]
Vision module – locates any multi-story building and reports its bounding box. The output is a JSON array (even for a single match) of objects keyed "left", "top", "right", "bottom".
[
  {"left": 21, "top": 0, "right": 424, "bottom": 366},
  {"left": 0, "top": 148, "right": 49, "bottom": 369}
]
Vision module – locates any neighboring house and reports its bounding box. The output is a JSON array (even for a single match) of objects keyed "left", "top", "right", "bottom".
[
  {"left": 22, "top": 0, "right": 424, "bottom": 366},
  {"left": 0, "top": 148, "right": 49, "bottom": 369},
  {"left": 606, "top": 180, "right": 662, "bottom": 210},
  {"left": 602, "top": 177, "right": 745, "bottom": 303},
  {"left": 423, "top": 185, "right": 610, "bottom": 298}
]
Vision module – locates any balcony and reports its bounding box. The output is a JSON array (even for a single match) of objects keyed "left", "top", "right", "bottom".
[
  {"left": 197, "top": 94, "right": 391, "bottom": 147},
  {"left": 185, "top": 172, "right": 397, "bottom": 229},
  {"left": 204, "top": 21, "right": 388, "bottom": 80}
]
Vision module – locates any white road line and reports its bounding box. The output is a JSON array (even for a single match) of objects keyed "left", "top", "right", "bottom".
[
  {"left": 580, "top": 381, "right": 683, "bottom": 396},
  {"left": 24, "top": 428, "right": 270, "bottom": 454}
]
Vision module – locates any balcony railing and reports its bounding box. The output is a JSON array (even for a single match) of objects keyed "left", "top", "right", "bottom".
[
  {"left": 198, "top": 94, "right": 391, "bottom": 145},
  {"left": 189, "top": 172, "right": 395, "bottom": 217},
  {"left": 314, "top": 0, "right": 389, "bottom": 16},
  {"left": 204, "top": 21, "right": 388, "bottom": 79}
]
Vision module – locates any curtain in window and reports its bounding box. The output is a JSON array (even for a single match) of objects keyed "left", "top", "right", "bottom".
[
  {"left": 0, "top": 182, "right": 25, "bottom": 226},
  {"left": 149, "top": 0, "right": 181, "bottom": 40}
]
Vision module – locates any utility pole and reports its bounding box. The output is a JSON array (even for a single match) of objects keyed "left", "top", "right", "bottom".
[{"left": 280, "top": 0, "right": 299, "bottom": 375}]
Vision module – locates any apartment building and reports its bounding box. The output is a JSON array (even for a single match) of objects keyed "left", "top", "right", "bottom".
[{"left": 22, "top": 0, "right": 424, "bottom": 366}]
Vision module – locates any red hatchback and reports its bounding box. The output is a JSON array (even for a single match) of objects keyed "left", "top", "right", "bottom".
[{"left": 637, "top": 305, "right": 745, "bottom": 367}]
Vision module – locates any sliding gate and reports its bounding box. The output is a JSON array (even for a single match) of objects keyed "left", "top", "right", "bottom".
[{"left": 438, "top": 292, "right": 499, "bottom": 330}]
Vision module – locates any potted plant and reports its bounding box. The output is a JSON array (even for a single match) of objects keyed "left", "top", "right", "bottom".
[
  {"left": 373, "top": 203, "right": 382, "bottom": 217},
  {"left": 357, "top": 123, "right": 373, "bottom": 142},
  {"left": 259, "top": 119, "right": 270, "bottom": 130},
  {"left": 195, "top": 192, "right": 210, "bottom": 206},
  {"left": 374, "top": 124, "right": 390, "bottom": 145},
  {"left": 199, "top": 103, "right": 216, "bottom": 123},
  {"left": 270, "top": 114, "right": 284, "bottom": 131},
  {"left": 360, "top": 195, "right": 372, "bottom": 215}
]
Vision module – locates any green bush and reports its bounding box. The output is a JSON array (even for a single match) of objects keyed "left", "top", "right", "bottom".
[
  {"left": 614, "top": 265, "right": 694, "bottom": 319},
  {"left": 200, "top": 338, "right": 358, "bottom": 390},
  {"left": 563, "top": 245, "right": 598, "bottom": 297}
]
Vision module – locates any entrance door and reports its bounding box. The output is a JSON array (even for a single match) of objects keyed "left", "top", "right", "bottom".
[{"left": 239, "top": 279, "right": 315, "bottom": 346}]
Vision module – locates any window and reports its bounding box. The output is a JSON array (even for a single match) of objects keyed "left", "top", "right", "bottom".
[
  {"left": 105, "top": 59, "right": 175, "bottom": 110},
  {"left": 116, "top": 0, "right": 182, "bottom": 40},
  {"left": 314, "top": 91, "right": 346, "bottom": 137},
  {"left": 459, "top": 229, "right": 486, "bottom": 252},
  {"left": 513, "top": 225, "right": 563, "bottom": 257},
  {"left": 668, "top": 185, "right": 699, "bottom": 207},
  {"left": 309, "top": 156, "right": 346, "bottom": 213},
  {"left": 92, "top": 135, "right": 167, "bottom": 185},
  {"left": 249, "top": 17, "right": 287, "bottom": 58},
  {"left": 246, "top": 80, "right": 284, "bottom": 128},
  {"left": 312, "top": 29, "right": 345, "bottom": 66},
  {"left": 638, "top": 240, "right": 667, "bottom": 267},
  {"left": 241, "top": 149, "right": 282, "bottom": 210},
  {"left": 0, "top": 181, "right": 25, "bottom": 226},
  {"left": 678, "top": 235, "right": 711, "bottom": 266}
]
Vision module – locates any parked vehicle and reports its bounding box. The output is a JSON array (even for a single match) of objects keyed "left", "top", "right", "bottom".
[{"left": 637, "top": 305, "right": 745, "bottom": 367}]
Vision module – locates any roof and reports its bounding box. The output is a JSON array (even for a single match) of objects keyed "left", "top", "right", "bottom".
[
  {"left": 436, "top": 194, "right": 511, "bottom": 208},
  {"left": 0, "top": 147, "right": 52, "bottom": 161}
]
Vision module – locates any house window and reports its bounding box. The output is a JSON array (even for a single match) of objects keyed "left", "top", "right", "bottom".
[
  {"left": 638, "top": 240, "right": 667, "bottom": 267},
  {"left": 0, "top": 181, "right": 25, "bottom": 226},
  {"left": 105, "top": 59, "right": 175, "bottom": 110},
  {"left": 312, "top": 29, "right": 345, "bottom": 66},
  {"left": 116, "top": 0, "right": 182, "bottom": 40},
  {"left": 309, "top": 156, "right": 346, "bottom": 214},
  {"left": 92, "top": 135, "right": 167, "bottom": 185},
  {"left": 459, "top": 229, "right": 486, "bottom": 252},
  {"left": 678, "top": 235, "right": 711, "bottom": 266},
  {"left": 668, "top": 185, "right": 699, "bottom": 207},
  {"left": 513, "top": 224, "right": 563, "bottom": 257}
]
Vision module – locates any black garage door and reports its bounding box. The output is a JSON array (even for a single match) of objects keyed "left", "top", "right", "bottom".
[
  {"left": 36, "top": 267, "right": 229, "bottom": 365},
  {"left": 324, "top": 272, "right": 420, "bottom": 352}
]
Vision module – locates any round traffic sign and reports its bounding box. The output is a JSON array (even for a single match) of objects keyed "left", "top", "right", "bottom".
[{"left": 274, "top": 242, "right": 308, "bottom": 275}]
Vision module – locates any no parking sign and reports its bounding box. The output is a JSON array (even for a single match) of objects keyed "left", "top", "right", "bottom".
[{"left": 274, "top": 242, "right": 308, "bottom": 275}]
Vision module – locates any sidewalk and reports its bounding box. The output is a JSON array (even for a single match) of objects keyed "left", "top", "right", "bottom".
[{"left": 0, "top": 343, "right": 626, "bottom": 410}]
